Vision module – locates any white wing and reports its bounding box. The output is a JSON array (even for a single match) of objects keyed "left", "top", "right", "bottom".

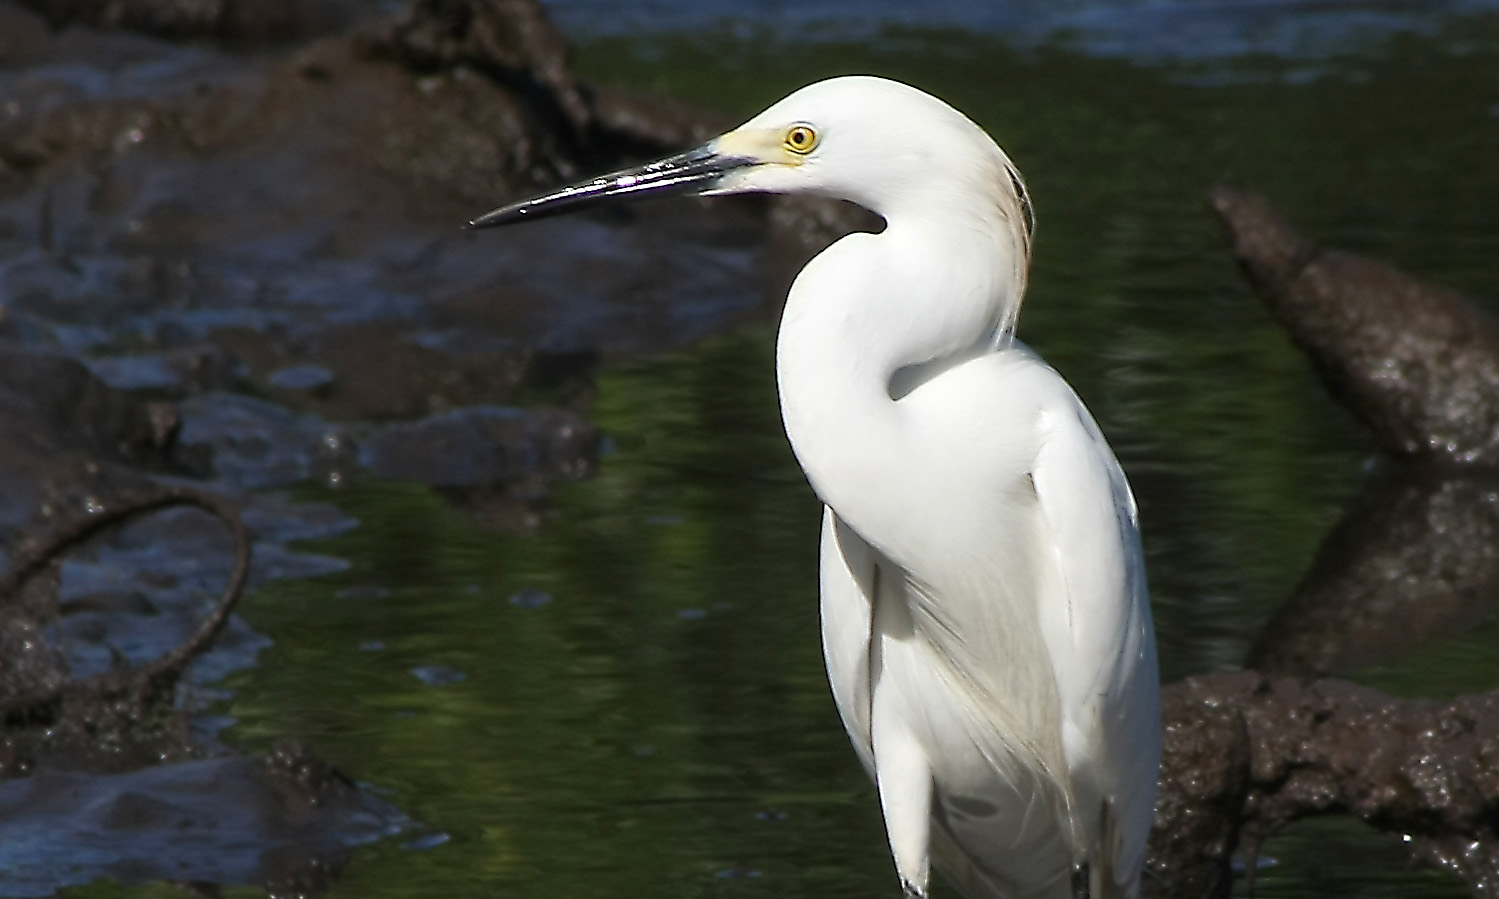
[
  {"left": 1031, "top": 393, "right": 1161, "bottom": 897},
  {"left": 819, "top": 505, "right": 877, "bottom": 777},
  {"left": 820, "top": 502, "right": 1078, "bottom": 899},
  {"left": 816, "top": 348, "right": 1158, "bottom": 899}
]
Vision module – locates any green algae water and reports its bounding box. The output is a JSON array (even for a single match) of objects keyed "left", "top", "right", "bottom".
[{"left": 64, "top": 9, "right": 1499, "bottom": 899}]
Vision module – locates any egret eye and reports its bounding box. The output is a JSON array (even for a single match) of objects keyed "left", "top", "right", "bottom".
[{"left": 784, "top": 124, "right": 819, "bottom": 155}]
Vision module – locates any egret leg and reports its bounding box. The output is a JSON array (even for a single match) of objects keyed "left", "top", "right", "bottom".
[
  {"left": 873, "top": 696, "right": 933, "bottom": 899},
  {"left": 871, "top": 562, "right": 934, "bottom": 899}
]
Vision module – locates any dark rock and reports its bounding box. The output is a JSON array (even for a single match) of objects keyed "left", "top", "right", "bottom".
[
  {"left": 371, "top": 0, "right": 592, "bottom": 141},
  {"left": 367, "top": 0, "right": 744, "bottom": 169},
  {"left": 0, "top": 483, "right": 349, "bottom": 766},
  {"left": 0, "top": 489, "right": 250, "bottom": 736},
  {"left": 214, "top": 324, "right": 534, "bottom": 423},
  {"left": 358, "top": 404, "right": 596, "bottom": 488},
  {"left": 0, "top": 2, "right": 769, "bottom": 384},
  {"left": 1211, "top": 187, "right": 1499, "bottom": 466},
  {"left": 86, "top": 343, "right": 246, "bottom": 395},
  {"left": 1147, "top": 672, "right": 1499, "bottom": 898},
  {"left": 177, "top": 391, "right": 595, "bottom": 497},
  {"left": 1145, "top": 673, "right": 1252, "bottom": 898},
  {"left": 267, "top": 362, "right": 337, "bottom": 392},
  {"left": 0, "top": 746, "right": 407, "bottom": 896},
  {"left": 0, "top": 341, "right": 174, "bottom": 463},
  {"left": 0, "top": 339, "right": 183, "bottom": 547},
  {"left": 175, "top": 392, "right": 352, "bottom": 490},
  {"left": 0, "top": 4, "right": 49, "bottom": 66},
  {"left": 0, "top": 614, "right": 69, "bottom": 725}
]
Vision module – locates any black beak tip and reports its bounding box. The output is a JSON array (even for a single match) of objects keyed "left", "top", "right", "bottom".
[{"left": 466, "top": 207, "right": 517, "bottom": 230}]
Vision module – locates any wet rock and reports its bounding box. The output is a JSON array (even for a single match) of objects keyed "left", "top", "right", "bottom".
[
  {"left": 0, "top": 480, "right": 375, "bottom": 899},
  {"left": 1144, "top": 673, "right": 1251, "bottom": 899},
  {"left": 358, "top": 404, "right": 595, "bottom": 488},
  {"left": 0, "top": 742, "right": 407, "bottom": 897},
  {"left": 87, "top": 353, "right": 184, "bottom": 391},
  {"left": 1211, "top": 187, "right": 1499, "bottom": 466},
  {"left": 175, "top": 393, "right": 350, "bottom": 490},
  {"left": 177, "top": 392, "right": 595, "bottom": 497},
  {"left": 0, "top": 481, "right": 352, "bottom": 760},
  {"left": 0, "top": 4, "right": 49, "bottom": 66},
  {"left": 0, "top": 491, "right": 251, "bottom": 780},
  {"left": 0, "top": 338, "right": 185, "bottom": 547},
  {"left": 86, "top": 342, "right": 246, "bottom": 394},
  {"left": 369, "top": 0, "right": 754, "bottom": 164},
  {"left": 215, "top": 324, "right": 533, "bottom": 422},
  {"left": 0, "top": 615, "right": 70, "bottom": 730},
  {"left": 0, "top": 488, "right": 376, "bottom": 895},
  {"left": 0, "top": 341, "right": 173, "bottom": 463},
  {"left": 267, "top": 362, "right": 337, "bottom": 392},
  {"left": 0, "top": 0, "right": 770, "bottom": 386},
  {"left": 1250, "top": 466, "right": 1499, "bottom": 677},
  {"left": 372, "top": 0, "right": 593, "bottom": 140},
  {"left": 1147, "top": 672, "right": 1499, "bottom": 899},
  {"left": 0, "top": 0, "right": 839, "bottom": 547}
]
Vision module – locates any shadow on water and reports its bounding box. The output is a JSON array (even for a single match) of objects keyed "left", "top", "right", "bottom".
[{"left": 0, "top": 0, "right": 1497, "bottom": 897}]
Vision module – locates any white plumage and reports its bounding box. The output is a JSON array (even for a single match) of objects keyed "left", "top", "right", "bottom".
[{"left": 472, "top": 74, "right": 1161, "bottom": 899}]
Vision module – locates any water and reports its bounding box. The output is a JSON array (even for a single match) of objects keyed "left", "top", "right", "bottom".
[
  {"left": 56, "top": 3, "right": 1499, "bottom": 897},
  {"left": 541, "top": 0, "right": 1499, "bottom": 64}
]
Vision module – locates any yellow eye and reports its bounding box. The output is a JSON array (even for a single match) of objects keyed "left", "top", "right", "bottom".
[{"left": 784, "top": 124, "right": 819, "bottom": 155}]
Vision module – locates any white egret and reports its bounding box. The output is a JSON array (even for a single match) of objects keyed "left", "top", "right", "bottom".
[{"left": 471, "top": 75, "right": 1160, "bottom": 899}]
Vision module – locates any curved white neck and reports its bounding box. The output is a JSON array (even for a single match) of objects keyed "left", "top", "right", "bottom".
[{"left": 775, "top": 211, "right": 1025, "bottom": 550}]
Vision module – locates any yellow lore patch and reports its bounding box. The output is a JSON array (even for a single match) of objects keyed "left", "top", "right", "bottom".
[{"left": 714, "top": 128, "right": 815, "bottom": 166}]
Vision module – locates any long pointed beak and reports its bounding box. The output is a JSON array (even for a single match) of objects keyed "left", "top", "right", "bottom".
[{"left": 467, "top": 143, "right": 757, "bottom": 229}]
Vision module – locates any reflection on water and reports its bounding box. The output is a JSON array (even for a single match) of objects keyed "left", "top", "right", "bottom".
[
  {"left": 1251, "top": 468, "right": 1499, "bottom": 683},
  {"left": 139, "top": 9, "right": 1499, "bottom": 899}
]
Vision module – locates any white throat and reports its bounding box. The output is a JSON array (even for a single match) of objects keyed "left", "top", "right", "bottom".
[{"left": 775, "top": 201, "right": 1027, "bottom": 550}]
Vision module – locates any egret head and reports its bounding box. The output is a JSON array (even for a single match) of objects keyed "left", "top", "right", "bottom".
[
  {"left": 469, "top": 75, "right": 1033, "bottom": 244},
  {"left": 706, "top": 77, "right": 1030, "bottom": 225}
]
